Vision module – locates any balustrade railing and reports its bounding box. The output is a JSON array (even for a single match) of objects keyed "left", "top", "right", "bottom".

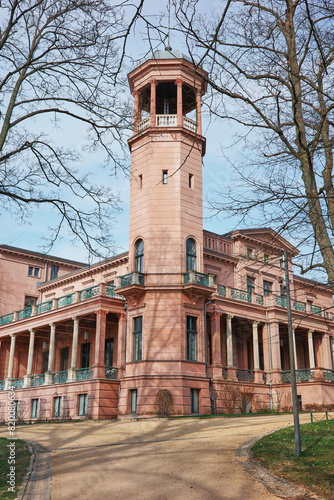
[
  {"left": 184, "top": 271, "right": 210, "bottom": 286},
  {"left": 183, "top": 116, "right": 197, "bottom": 132},
  {"left": 231, "top": 288, "right": 251, "bottom": 303},
  {"left": 52, "top": 371, "right": 68, "bottom": 384},
  {"left": 293, "top": 300, "right": 306, "bottom": 312},
  {"left": 156, "top": 114, "right": 177, "bottom": 127},
  {"left": 310, "top": 304, "right": 322, "bottom": 317},
  {"left": 79, "top": 286, "right": 99, "bottom": 301},
  {"left": 137, "top": 116, "right": 150, "bottom": 133},
  {"left": 30, "top": 374, "right": 45, "bottom": 386},
  {"left": 217, "top": 284, "right": 226, "bottom": 296},
  {"left": 236, "top": 369, "right": 255, "bottom": 382},
  {"left": 0, "top": 313, "right": 14, "bottom": 325},
  {"left": 281, "top": 369, "right": 314, "bottom": 383},
  {"left": 120, "top": 272, "right": 145, "bottom": 287},
  {"left": 105, "top": 367, "right": 118, "bottom": 379},
  {"left": 17, "top": 307, "right": 32, "bottom": 320},
  {"left": 323, "top": 369, "right": 334, "bottom": 382},
  {"left": 57, "top": 293, "right": 75, "bottom": 308},
  {"left": 75, "top": 367, "right": 93, "bottom": 381},
  {"left": 36, "top": 301, "right": 52, "bottom": 315},
  {"left": 11, "top": 377, "right": 24, "bottom": 388}
]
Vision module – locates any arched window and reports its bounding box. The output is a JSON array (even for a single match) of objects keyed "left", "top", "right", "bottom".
[
  {"left": 135, "top": 239, "right": 144, "bottom": 273},
  {"left": 186, "top": 238, "right": 197, "bottom": 271}
]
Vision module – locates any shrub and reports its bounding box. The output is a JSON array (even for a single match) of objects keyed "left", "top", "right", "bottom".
[{"left": 155, "top": 389, "right": 174, "bottom": 417}]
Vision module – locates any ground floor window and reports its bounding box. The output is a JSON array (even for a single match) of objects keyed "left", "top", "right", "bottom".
[
  {"left": 133, "top": 317, "right": 142, "bottom": 361},
  {"left": 78, "top": 394, "right": 88, "bottom": 416},
  {"left": 190, "top": 389, "right": 199, "bottom": 414},
  {"left": 131, "top": 389, "right": 137, "bottom": 414},
  {"left": 187, "top": 316, "right": 197, "bottom": 361},
  {"left": 31, "top": 399, "right": 39, "bottom": 419},
  {"left": 53, "top": 396, "right": 62, "bottom": 417}
]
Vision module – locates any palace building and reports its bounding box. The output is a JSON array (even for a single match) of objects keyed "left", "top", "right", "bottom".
[{"left": 0, "top": 50, "right": 333, "bottom": 420}]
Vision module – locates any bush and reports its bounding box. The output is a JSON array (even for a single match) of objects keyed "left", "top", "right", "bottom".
[{"left": 155, "top": 389, "right": 174, "bottom": 417}]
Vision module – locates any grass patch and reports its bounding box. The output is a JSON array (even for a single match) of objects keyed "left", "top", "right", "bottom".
[
  {"left": 252, "top": 419, "right": 334, "bottom": 500},
  {"left": 0, "top": 438, "right": 31, "bottom": 499}
]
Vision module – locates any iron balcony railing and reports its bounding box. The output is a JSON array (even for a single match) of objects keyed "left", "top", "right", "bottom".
[
  {"left": 217, "top": 284, "right": 226, "bottom": 296},
  {"left": 323, "top": 369, "right": 334, "bottom": 382},
  {"left": 30, "top": 374, "right": 45, "bottom": 386},
  {"left": 57, "top": 293, "right": 75, "bottom": 308},
  {"left": 281, "top": 368, "right": 315, "bottom": 383},
  {"left": 79, "top": 286, "right": 99, "bottom": 301},
  {"left": 0, "top": 313, "right": 14, "bottom": 325},
  {"left": 52, "top": 371, "right": 68, "bottom": 384},
  {"left": 236, "top": 369, "right": 255, "bottom": 382},
  {"left": 36, "top": 300, "right": 52, "bottom": 314},
  {"left": 105, "top": 366, "right": 118, "bottom": 379},
  {"left": 230, "top": 288, "right": 264, "bottom": 306},
  {"left": 0, "top": 380, "right": 5, "bottom": 391},
  {"left": 184, "top": 271, "right": 211, "bottom": 287},
  {"left": 75, "top": 367, "right": 93, "bottom": 381},
  {"left": 119, "top": 272, "right": 145, "bottom": 287},
  {"left": 17, "top": 307, "right": 32, "bottom": 320},
  {"left": 10, "top": 377, "right": 24, "bottom": 389}
]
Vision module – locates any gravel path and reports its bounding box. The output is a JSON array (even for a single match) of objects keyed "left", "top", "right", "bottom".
[{"left": 0, "top": 413, "right": 316, "bottom": 500}]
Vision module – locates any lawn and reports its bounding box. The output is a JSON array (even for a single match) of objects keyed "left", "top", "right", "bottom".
[
  {"left": 0, "top": 437, "right": 31, "bottom": 500},
  {"left": 252, "top": 419, "right": 334, "bottom": 500}
]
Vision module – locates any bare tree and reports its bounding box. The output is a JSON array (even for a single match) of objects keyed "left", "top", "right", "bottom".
[
  {"left": 172, "top": 0, "right": 334, "bottom": 287},
  {"left": 0, "top": 0, "right": 144, "bottom": 257}
]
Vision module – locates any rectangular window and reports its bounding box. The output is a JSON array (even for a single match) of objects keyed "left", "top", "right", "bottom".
[
  {"left": 24, "top": 296, "right": 37, "bottom": 308},
  {"left": 187, "top": 316, "right": 197, "bottom": 361},
  {"left": 263, "top": 281, "right": 272, "bottom": 296},
  {"left": 28, "top": 266, "right": 40, "bottom": 277},
  {"left": 133, "top": 316, "right": 142, "bottom": 361},
  {"left": 162, "top": 170, "right": 168, "bottom": 184},
  {"left": 247, "top": 248, "right": 253, "bottom": 259},
  {"left": 42, "top": 351, "right": 49, "bottom": 373},
  {"left": 139, "top": 174, "right": 143, "bottom": 189},
  {"left": 189, "top": 173, "right": 193, "bottom": 188},
  {"left": 190, "top": 389, "right": 199, "bottom": 414},
  {"left": 279, "top": 257, "right": 284, "bottom": 268},
  {"left": 247, "top": 276, "right": 255, "bottom": 294},
  {"left": 53, "top": 396, "right": 62, "bottom": 417},
  {"left": 264, "top": 254, "right": 269, "bottom": 263},
  {"left": 280, "top": 284, "right": 286, "bottom": 297},
  {"left": 31, "top": 399, "right": 39, "bottom": 419},
  {"left": 131, "top": 389, "right": 137, "bottom": 414},
  {"left": 50, "top": 265, "right": 59, "bottom": 280},
  {"left": 78, "top": 394, "right": 87, "bottom": 416},
  {"left": 61, "top": 347, "right": 69, "bottom": 372}
]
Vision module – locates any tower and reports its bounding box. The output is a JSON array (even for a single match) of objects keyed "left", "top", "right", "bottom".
[{"left": 117, "top": 50, "right": 214, "bottom": 415}]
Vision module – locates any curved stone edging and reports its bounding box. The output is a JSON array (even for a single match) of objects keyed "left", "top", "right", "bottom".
[
  {"left": 235, "top": 433, "right": 325, "bottom": 500},
  {"left": 18, "top": 440, "right": 51, "bottom": 500}
]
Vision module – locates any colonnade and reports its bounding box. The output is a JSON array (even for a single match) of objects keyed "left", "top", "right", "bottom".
[{"left": 3, "top": 310, "right": 126, "bottom": 389}]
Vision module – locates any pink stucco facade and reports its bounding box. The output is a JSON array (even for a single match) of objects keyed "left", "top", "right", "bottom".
[{"left": 0, "top": 51, "right": 333, "bottom": 421}]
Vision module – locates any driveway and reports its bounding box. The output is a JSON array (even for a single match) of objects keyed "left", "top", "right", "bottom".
[{"left": 0, "top": 413, "right": 311, "bottom": 499}]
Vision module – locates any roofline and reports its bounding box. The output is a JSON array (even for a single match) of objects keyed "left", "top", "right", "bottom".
[{"left": 0, "top": 244, "right": 86, "bottom": 267}]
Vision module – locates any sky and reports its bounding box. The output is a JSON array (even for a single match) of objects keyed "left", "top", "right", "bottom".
[{"left": 0, "top": 0, "right": 244, "bottom": 264}]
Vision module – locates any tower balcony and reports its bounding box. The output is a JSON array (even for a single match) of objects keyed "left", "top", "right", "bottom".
[{"left": 137, "top": 115, "right": 197, "bottom": 134}]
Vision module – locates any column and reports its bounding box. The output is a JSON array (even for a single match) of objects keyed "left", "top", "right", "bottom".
[
  {"left": 292, "top": 327, "right": 298, "bottom": 370},
  {"left": 24, "top": 329, "right": 35, "bottom": 387},
  {"left": 150, "top": 79, "right": 157, "bottom": 127},
  {"left": 93, "top": 310, "right": 108, "bottom": 378},
  {"left": 252, "top": 321, "right": 260, "bottom": 371},
  {"left": 45, "top": 323, "right": 56, "bottom": 385},
  {"left": 270, "top": 321, "right": 281, "bottom": 383},
  {"left": 308, "top": 329, "right": 315, "bottom": 369},
  {"left": 210, "top": 311, "right": 222, "bottom": 378},
  {"left": 176, "top": 78, "right": 183, "bottom": 127},
  {"left": 226, "top": 315, "right": 234, "bottom": 367},
  {"left": 196, "top": 89, "right": 202, "bottom": 135},
  {"left": 68, "top": 317, "right": 79, "bottom": 382},
  {"left": 133, "top": 90, "right": 141, "bottom": 132},
  {"left": 321, "top": 333, "right": 332, "bottom": 369},
  {"left": 116, "top": 312, "right": 126, "bottom": 377},
  {"left": 6, "top": 334, "right": 16, "bottom": 387}
]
